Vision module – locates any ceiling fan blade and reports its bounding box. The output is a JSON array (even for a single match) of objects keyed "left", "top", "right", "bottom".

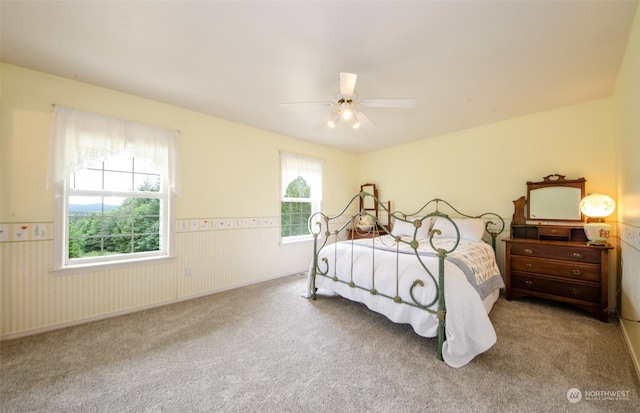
[
  {"left": 354, "top": 110, "right": 376, "bottom": 132},
  {"left": 339, "top": 72, "right": 358, "bottom": 97},
  {"left": 280, "top": 101, "right": 333, "bottom": 108},
  {"left": 360, "top": 98, "right": 416, "bottom": 109}
]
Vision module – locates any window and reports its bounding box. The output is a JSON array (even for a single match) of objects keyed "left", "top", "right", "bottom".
[
  {"left": 65, "top": 154, "right": 167, "bottom": 264},
  {"left": 48, "top": 106, "right": 179, "bottom": 270},
  {"left": 280, "top": 152, "right": 322, "bottom": 242},
  {"left": 281, "top": 176, "right": 312, "bottom": 237}
]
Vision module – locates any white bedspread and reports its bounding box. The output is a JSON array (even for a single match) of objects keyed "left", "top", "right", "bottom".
[{"left": 307, "top": 236, "right": 504, "bottom": 368}]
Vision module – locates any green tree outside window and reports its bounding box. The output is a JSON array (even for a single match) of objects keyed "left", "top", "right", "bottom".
[{"left": 281, "top": 176, "right": 312, "bottom": 237}]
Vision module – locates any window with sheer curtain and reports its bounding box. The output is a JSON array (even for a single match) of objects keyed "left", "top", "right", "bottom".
[
  {"left": 48, "top": 106, "right": 180, "bottom": 270},
  {"left": 280, "top": 152, "right": 323, "bottom": 242}
]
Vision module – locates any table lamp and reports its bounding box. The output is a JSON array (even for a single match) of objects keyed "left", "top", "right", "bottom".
[{"left": 579, "top": 193, "right": 615, "bottom": 245}]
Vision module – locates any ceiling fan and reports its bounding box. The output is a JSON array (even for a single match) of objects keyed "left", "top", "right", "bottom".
[{"left": 281, "top": 72, "right": 415, "bottom": 131}]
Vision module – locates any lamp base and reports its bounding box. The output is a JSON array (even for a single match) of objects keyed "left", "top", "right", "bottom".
[
  {"left": 586, "top": 240, "right": 608, "bottom": 246},
  {"left": 583, "top": 222, "right": 611, "bottom": 245}
]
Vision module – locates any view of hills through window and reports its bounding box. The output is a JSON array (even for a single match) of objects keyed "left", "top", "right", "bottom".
[{"left": 67, "top": 154, "right": 163, "bottom": 259}]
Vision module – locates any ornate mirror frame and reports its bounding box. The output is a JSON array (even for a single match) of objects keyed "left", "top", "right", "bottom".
[{"left": 526, "top": 174, "right": 586, "bottom": 222}]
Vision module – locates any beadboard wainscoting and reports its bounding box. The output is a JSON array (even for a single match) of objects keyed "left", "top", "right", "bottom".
[{"left": 0, "top": 218, "right": 312, "bottom": 339}]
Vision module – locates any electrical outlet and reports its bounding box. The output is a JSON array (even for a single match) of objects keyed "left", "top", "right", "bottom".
[{"left": 185, "top": 266, "right": 193, "bottom": 276}]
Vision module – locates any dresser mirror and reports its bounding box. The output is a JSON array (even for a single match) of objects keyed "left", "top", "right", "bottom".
[{"left": 526, "top": 174, "right": 585, "bottom": 222}]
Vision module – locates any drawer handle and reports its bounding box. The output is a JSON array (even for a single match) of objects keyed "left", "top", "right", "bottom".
[
  {"left": 571, "top": 253, "right": 583, "bottom": 259},
  {"left": 570, "top": 288, "right": 582, "bottom": 296},
  {"left": 571, "top": 269, "right": 582, "bottom": 276},
  {"left": 524, "top": 248, "right": 533, "bottom": 255},
  {"left": 524, "top": 280, "right": 534, "bottom": 287},
  {"left": 549, "top": 229, "right": 558, "bottom": 234},
  {"left": 525, "top": 263, "right": 534, "bottom": 270}
]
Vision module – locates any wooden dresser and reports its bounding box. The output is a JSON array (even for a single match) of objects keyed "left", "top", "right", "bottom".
[{"left": 504, "top": 225, "right": 612, "bottom": 322}]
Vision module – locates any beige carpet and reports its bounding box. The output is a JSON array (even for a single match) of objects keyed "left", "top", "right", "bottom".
[{"left": 1, "top": 274, "right": 638, "bottom": 412}]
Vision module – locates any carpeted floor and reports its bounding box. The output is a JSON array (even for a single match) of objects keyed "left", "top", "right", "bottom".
[{"left": 1, "top": 274, "right": 638, "bottom": 412}]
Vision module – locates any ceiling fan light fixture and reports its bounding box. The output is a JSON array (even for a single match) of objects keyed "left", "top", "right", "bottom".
[{"left": 338, "top": 99, "right": 353, "bottom": 120}]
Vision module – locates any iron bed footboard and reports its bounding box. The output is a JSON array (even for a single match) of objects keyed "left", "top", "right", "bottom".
[{"left": 308, "top": 191, "right": 505, "bottom": 361}]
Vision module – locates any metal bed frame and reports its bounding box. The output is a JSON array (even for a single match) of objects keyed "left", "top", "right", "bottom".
[{"left": 308, "top": 191, "right": 505, "bottom": 361}]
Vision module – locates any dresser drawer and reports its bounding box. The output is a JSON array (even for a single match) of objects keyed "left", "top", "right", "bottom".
[
  {"left": 509, "top": 242, "right": 601, "bottom": 264},
  {"left": 510, "top": 257, "right": 601, "bottom": 282},
  {"left": 537, "top": 226, "right": 570, "bottom": 240},
  {"left": 511, "top": 273, "right": 600, "bottom": 303}
]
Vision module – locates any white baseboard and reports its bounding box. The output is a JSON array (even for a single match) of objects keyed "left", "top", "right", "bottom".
[{"left": 618, "top": 315, "right": 640, "bottom": 382}]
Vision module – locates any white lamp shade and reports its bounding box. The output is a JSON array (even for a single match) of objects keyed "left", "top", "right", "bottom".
[{"left": 579, "top": 193, "right": 616, "bottom": 219}]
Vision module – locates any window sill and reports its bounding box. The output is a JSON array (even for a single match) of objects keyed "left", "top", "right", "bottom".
[
  {"left": 280, "top": 236, "right": 314, "bottom": 246},
  {"left": 50, "top": 255, "right": 176, "bottom": 276}
]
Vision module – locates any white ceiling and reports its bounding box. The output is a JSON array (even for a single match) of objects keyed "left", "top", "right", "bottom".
[{"left": 1, "top": 1, "right": 637, "bottom": 153}]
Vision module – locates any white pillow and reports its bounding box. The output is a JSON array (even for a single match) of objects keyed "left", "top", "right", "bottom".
[
  {"left": 431, "top": 217, "right": 485, "bottom": 242},
  {"left": 391, "top": 216, "right": 434, "bottom": 239}
]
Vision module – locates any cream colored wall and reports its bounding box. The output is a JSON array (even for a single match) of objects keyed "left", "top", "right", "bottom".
[
  {"left": 1, "top": 64, "right": 355, "bottom": 222},
  {"left": 358, "top": 98, "right": 616, "bottom": 218},
  {"left": 613, "top": 3, "right": 640, "bottom": 375},
  {"left": 0, "top": 64, "right": 357, "bottom": 338}
]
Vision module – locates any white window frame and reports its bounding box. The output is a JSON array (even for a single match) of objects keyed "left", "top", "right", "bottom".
[
  {"left": 280, "top": 152, "right": 323, "bottom": 244},
  {"left": 52, "top": 157, "right": 175, "bottom": 273}
]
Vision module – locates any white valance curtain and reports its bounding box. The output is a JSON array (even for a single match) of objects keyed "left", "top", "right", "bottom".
[
  {"left": 280, "top": 152, "right": 323, "bottom": 201},
  {"left": 47, "top": 106, "right": 181, "bottom": 194}
]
